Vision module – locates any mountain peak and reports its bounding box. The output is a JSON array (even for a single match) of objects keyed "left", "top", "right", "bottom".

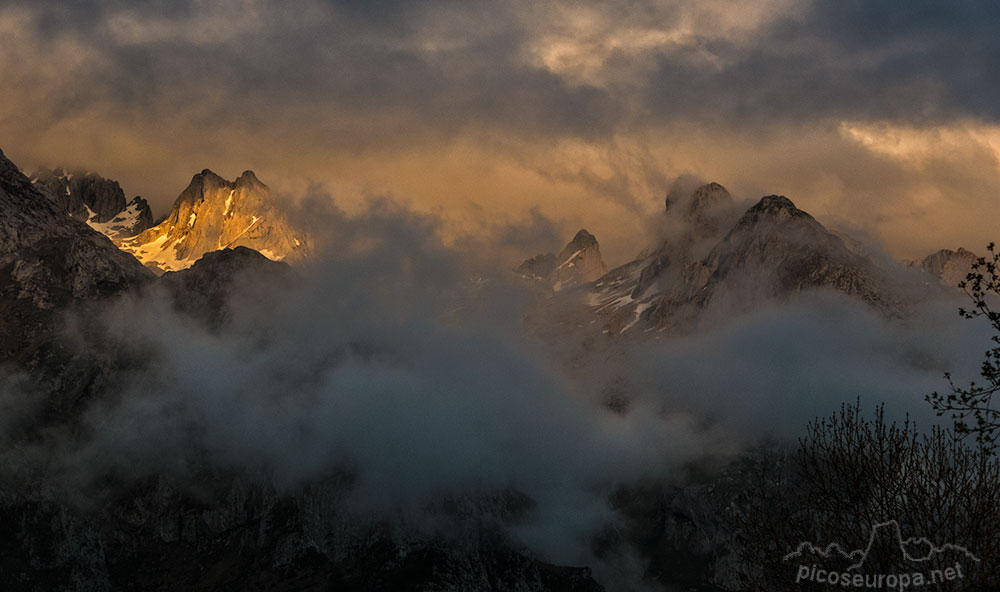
[
  {"left": 237, "top": 170, "right": 263, "bottom": 187},
  {"left": 733, "top": 195, "right": 814, "bottom": 230},
  {"left": 192, "top": 169, "right": 230, "bottom": 188},
  {"left": 640, "top": 191, "right": 901, "bottom": 329},
  {"left": 30, "top": 166, "right": 153, "bottom": 237},
  {"left": 553, "top": 229, "right": 606, "bottom": 291},
  {"left": 689, "top": 182, "right": 729, "bottom": 209},
  {"left": 516, "top": 229, "right": 606, "bottom": 291},
  {"left": 567, "top": 228, "right": 598, "bottom": 249},
  {"left": 919, "top": 247, "right": 977, "bottom": 289},
  {"left": 751, "top": 194, "right": 801, "bottom": 214},
  {"left": 118, "top": 168, "right": 307, "bottom": 274}
]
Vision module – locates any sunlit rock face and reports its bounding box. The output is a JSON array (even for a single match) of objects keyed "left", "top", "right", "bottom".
[
  {"left": 118, "top": 169, "right": 308, "bottom": 274},
  {"left": 30, "top": 168, "right": 154, "bottom": 238}
]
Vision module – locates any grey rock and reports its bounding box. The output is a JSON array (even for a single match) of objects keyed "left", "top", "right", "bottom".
[
  {"left": 918, "top": 247, "right": 977, "bottom": 290},
  {"left": 0, "top": 149, "right": 152, "bottom": 362},
  {"left": 31, "top": 168, "right": 154, "bottom": 238},
  {"left": 648, "top": 195, "right": 898, "bottom": 329},
  {"left": 516, "top": 252, "right": 558, "bottom": 281},
  {"left": 517, "top": 230, "right": 608, "bottom": 292}
]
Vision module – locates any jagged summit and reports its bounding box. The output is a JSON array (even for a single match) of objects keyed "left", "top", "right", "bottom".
[
  {"left": 560, "top": 229, "right": 598, "bottom": 256},
  {"left": 30, "top": 167, "right": 154, "bottom": 238},
  {"left": 647, "top": 193, "right": 897, "bottom": 328},
  {"left": 118, "top": 168, "right": 308, "bottom": 274},
  {"left": 552, "top": 228, "right": 607, "bottom": 291},
  {"left": 517, "top": 228, "right": 607, "bottom": 291},
  {"left": 734, "top": 195, "right": 812, "bottom": 228}
]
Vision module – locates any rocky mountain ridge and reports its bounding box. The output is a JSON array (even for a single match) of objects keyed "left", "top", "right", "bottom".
[
  {"left": 117, "top": 169, "right": 308, "bottom": 274},
  {"left": 31, "top": 168, "right": 154, "bottom": 238},
  {"left": 539, "top": 184, "right": 914, "bottom": 339},
  {"left": 518, "top": 229, "right": 608, "bottom": 291}
]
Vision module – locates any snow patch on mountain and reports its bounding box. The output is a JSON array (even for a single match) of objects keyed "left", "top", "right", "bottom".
[{"left": 117, "top": 169, "right": 308, "bottom": 274}]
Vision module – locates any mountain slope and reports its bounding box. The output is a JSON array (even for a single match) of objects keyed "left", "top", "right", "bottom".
[
  {"left": 118, "top": 169, "right": 307, "bottom": 274},
  {"left": 590, "top": 182, "right": 736, "bottom": 335},
  {"left": 0, "top": 149, "right": 152, "bottom": 315},
  {"left": 0, "top": 148, "right": 153, "bottom": 415}
]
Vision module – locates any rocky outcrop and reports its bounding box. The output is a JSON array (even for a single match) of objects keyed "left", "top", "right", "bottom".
[
  {"left": 516, "top": 253, "right": 558, "bottom": 281},
  {"left": 517, "top": 230, "right": 607, "bottom": 292},
  {"left": 118, "top": 170, "right": 308, "bottom": 274},
  {"left": 31, "top": 169, "right": 154, "bottom": 238},
  {"left": 917, "top": 247, "right": 977, "bottom": 290},
  {"left": 0, "top": 150, "right": 152, "bottom": 357}
]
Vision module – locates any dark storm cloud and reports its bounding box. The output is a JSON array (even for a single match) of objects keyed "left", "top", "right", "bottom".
[
  {"left": 20, "top": 0, "right": 619, "bottom": 144},
  {"left": 8, "top": 0, "right": 998, "bottom": 153},
  {"left": 641, "top": 1, "right": 1000, "bottom": 127}
]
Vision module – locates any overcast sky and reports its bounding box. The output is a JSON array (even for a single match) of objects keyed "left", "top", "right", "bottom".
[{"left": 2, "top": 0, "right": 998, "bottom": 263}]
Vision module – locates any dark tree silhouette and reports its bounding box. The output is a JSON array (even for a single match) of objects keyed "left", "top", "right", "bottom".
[
  {"left": 731, "top": 402, "right": 1000, "bottom": 591},
  {"left": 928, "top": 242, "right": 1000, "bottom": 452}
]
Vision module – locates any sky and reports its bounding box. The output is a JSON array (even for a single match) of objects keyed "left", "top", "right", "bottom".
[{"left": 1, "top": 0, "right": 999, "bottom": 264}]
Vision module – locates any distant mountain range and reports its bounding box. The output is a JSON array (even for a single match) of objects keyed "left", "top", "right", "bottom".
[
  {"left": 525, "top": 182, "right": 975, "bottom": 339},
  {"left": 22, "top": 155, "right": 978, "bottom": 305}
]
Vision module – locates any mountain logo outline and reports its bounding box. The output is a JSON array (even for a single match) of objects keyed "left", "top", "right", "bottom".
[{"left": 783, "top": 520, "right": 981, "bottom": 571}]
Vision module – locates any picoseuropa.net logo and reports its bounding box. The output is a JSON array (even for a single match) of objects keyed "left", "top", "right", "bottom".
[{"left": 783, "top": 521, "right": 980, "bottom": 590}]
